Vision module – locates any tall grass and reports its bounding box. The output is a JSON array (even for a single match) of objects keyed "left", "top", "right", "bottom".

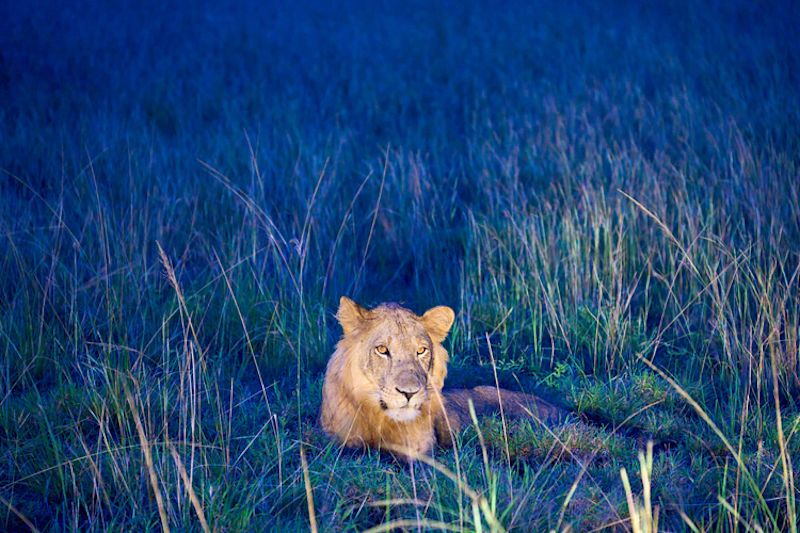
[{"left": 1, "top": 0, "right": 798, "bottom": 530}]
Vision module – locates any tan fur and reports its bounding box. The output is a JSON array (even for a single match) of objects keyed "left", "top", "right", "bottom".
[{"left": 320, "top": 298, "right": 565, "bottom": 459}]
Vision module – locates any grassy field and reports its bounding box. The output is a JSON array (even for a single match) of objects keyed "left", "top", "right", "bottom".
[{"left": 2, "top": 0, "right": 799, "bottom": 530}]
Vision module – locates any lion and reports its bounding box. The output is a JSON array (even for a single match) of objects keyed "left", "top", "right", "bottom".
[{"left": 320, "top": 297, "right": 565, "bottom": 459}]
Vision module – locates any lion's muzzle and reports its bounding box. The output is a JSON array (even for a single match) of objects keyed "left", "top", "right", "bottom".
[
  {"left": 381, "top": 368, "right": 428, "bottom": 421},
  {"left": 394, "top": 374, "right": 424, "bottom": 402}
]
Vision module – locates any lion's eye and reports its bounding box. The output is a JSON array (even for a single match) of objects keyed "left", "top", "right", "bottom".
[
  {"left": 375, "top": 345, "right": 389, "bottom": 357},
  {"left": 416, "top": 347, "right": 428, "bottom": 356}
]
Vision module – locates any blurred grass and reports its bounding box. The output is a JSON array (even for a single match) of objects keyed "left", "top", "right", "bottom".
[{"left": 1, "top": 0, "right": 799, "bottom": 530}]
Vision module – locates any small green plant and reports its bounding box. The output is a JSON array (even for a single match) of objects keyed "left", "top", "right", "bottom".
[{"left": 541, "top": 361, "right": 572, "bottom": 388}]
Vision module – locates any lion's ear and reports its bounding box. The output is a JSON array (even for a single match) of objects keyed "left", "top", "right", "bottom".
[
  {"left": 421, "top": 306, "right": 455, "bottom": 343},
  {"left": 337, "top": 296, "right": 369, "bottom": 335}
]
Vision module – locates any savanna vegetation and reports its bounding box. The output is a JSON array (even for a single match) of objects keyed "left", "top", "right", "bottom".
[{"left": 1, "top": 0, "right": 799, "bottom": 530}]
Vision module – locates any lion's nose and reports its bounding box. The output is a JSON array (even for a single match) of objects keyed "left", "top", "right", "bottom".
[{"left": 396, "top": 385, "right": 421, "bottom": 402}]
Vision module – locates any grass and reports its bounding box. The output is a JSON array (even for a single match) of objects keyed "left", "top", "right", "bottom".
[{"left": 1, "top": 0, "right": 799, "bottom": 530}]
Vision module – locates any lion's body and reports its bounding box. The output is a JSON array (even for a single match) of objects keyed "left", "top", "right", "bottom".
[
  {"left": 320, "top": 298, "right": 564, "bottom": 458},
  {"left": 441, "top": 386, "right": 564, "bottom": 435}
]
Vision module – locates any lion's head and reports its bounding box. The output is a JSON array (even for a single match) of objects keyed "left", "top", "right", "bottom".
[{"left": 320, "top": 297, "right": 455, "bottom": 454}]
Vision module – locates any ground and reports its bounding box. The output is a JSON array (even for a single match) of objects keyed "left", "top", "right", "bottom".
[{"left": 1, "top": 0, "right": 799, "bottom": 530}]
